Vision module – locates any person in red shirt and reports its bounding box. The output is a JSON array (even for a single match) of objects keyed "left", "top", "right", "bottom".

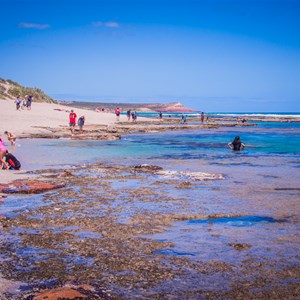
[
  {"left": 2, "top": 150, "right": 21, "bottom": 170},
  {"left": 115, "top": 107, "right": 121, "bottom": 121},
  {"left": 69, "top": 109, "right": 77, "bottom": 135}
]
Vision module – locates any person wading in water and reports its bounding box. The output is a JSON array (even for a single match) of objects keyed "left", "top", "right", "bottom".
[{"left": 228, "top": 136, "right": 245, "bottom": 151}]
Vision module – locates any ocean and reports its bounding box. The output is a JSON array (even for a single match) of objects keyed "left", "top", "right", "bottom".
[
  {"left": 9, "top": 118, "right": 300, "bottom": 169},
  {"left": 125, "top": 111, "right": 300, "bottom": 119},
  {"left": 1, "top": 118, "right": 300, "bottom": 298}
]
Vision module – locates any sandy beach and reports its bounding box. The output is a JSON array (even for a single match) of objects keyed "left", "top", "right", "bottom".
[
  {"left": 0, "top": 99, "right": 147, "bottom": 136},
  {"left": 0, "top": 99, "right": 153, "bottom": 184}
]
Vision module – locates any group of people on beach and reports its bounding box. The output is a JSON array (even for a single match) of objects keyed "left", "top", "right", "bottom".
[
  {"left": 179, "top": 112, "right": 206, "bottom": 125},
  {"left": 69, "top": 110, "right": 85, "bottom": 135},
  {"left": 115, "top": 108, "right": 137, "bottom": 122},
  {"left": 15, "top": 95, "right": 33, "bottom": 111}
]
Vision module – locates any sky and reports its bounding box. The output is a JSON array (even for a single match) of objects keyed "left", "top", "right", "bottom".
[{"left": 0, "top": 0, "right": 300, "bottom": 112}]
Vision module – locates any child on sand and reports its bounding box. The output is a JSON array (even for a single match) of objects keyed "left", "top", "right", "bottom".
[{"left": 4, "top": 131, "right": 16, "bottom": 145}]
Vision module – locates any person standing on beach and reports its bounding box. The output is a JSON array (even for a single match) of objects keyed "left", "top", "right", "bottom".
[
  {"left": 4, "top": 131, "right": 16, "bottom": 145},
  {"left": 15, "top": 95, "right": 22, "bottom": 110},
  {"left": 115, "top": 107, "right": 121, "bottom": 121},
  {"left": 69, "top": 109, "right": 77, "bottom": 135},
  {"left": 201, "top": 112, "right": 205, "bottom": 123},
  {"left": 228, "top": 136, "right": 245, "bottom": 151},
  {"left": 78, "top": 115, "right": 85, "bottom": 134},
  {"left": 27, "top": 95, "right": 33, "bottom": 110},
  {"left": 127, "top": 109, "right": 131, "bottom": 121}
]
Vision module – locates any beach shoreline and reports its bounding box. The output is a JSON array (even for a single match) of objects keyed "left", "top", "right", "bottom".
[{"left": 1, "top": 98, "right": 298, "bottom": 185}]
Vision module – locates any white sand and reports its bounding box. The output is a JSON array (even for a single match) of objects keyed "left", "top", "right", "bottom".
[{"left": 0, "top": 99, "right": 136, "bottom": 136}]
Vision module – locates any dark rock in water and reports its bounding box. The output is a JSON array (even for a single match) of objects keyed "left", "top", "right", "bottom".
[
  {"left": 59, "top": 170, "right": 74, "bottom": 177},
  {"left": 133, "top": 164, "right": 164, "bottom": 173},
  {"left": 0, "top": 215, "right": 8, "bottom": 227},
  {"left": 0, "top": 181, "right": 65, "bottom": 194},
  {"left": 228, "top": 243, "right": 252, "bottom": 251},
  {"left": 274, "top": 188, "right": 300, "bottom": 191},
  {"left": 177, "top": 181, "right": 193, "bottom": 189}
]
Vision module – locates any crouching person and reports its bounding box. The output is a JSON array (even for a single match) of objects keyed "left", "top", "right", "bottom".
[{"left": 2, "top": 150, "right": 21, "bottom": 170}]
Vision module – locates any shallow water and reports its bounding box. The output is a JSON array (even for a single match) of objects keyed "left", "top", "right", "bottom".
[{"left": 1, "top": 121, "right": 299, "bottom": 298}]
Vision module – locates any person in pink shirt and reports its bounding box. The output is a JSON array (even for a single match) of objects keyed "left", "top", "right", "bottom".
[{"left": 0, "top": 138, "right": 8, "bottom": 169}]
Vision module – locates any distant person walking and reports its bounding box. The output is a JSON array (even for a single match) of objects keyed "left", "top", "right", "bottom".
[
  {"left": 132, "top": 111, "right": 137, "bottom": 122},
  {"left": 15, "top": 96, "right": 22, "bottom": 110},
  {"left": 115, "top": 107, "right": 121, "bottom": 121},
  {"left": 183, "top": 114, "right": 187, "bottom": 125},
  {"left": 4, "top": 131, "right": 16, "bottom": 145},
  {"left": 69, "top": 109, "right": 77, "bottom": 135},
  {"left": 201, "top": 112, "right": 205, "bottom": 123},
  {"left": 78, "top": 115, "right": 85, "bottom": 134},
  {"left": 228, "top": 136, "right": 245, "bottom": 151},
  {"left": 159, "top": 111, "right": 163, "bottom": 119},
  {"left": 127, "top": 109, "right": 131, "bottom": 121},
  {"left": 27, "top": 95, "right": 33, "bottom": 110}
]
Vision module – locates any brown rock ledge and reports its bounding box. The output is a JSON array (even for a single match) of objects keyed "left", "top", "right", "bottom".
[{"left": 0, "top": 181, "right": 65, "bottom": 194}]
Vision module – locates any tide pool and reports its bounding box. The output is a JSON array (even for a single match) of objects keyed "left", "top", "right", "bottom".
[{"left": 1, "top": 121, "right": 299, "bottom": 298}]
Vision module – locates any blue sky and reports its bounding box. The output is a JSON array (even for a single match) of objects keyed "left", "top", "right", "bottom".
[{"left": 0, "top": 0, "right": 299, "bottom": 112}]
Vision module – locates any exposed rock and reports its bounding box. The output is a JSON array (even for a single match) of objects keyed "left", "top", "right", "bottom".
[
  {"left": 133, "top": 164, "right": 164, "bottom": 173},
  {"left": 58, "top": 170, "right": 75, "bottom": 177},
  {"left": 228, "top": 243, "right": 252, "bottom": 251},
  {"left": 0, "top": 216, "right": 8, "bottom": 228},
  {"left": 33, "top": 287, "right": 88, "bottom": 300},
  {"left": 31, "top": 284, "right": 110, "bottom": 300},
  {"left": 21, "top": 132, "right": 121, "bottom": 140},
  {"left": 157, "top": 170, "right": 224, "bottom": 181},
  {"left": 0, "top": 181, "right": 65, "bottom": 194},
  {"left": 176, "top": 181, "right": 193, "bottom": 189}
]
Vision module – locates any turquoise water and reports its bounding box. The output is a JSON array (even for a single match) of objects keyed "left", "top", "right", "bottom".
[
  {"left": 7, "top": 121, "right": 299, "bottom": 171},
  {"left": 125, "top": 111, "right": 300, "bottom": 119}
]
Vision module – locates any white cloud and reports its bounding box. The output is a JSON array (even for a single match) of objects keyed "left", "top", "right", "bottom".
[
  {"left": 104, "top": 22, "right": 119, "bottom": 28},
  {"left": 19, "top": 22, "right": 50, "bottom": 29},
  {"left": 92, "top": 21, "right": 120, "bottom": 28}
]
